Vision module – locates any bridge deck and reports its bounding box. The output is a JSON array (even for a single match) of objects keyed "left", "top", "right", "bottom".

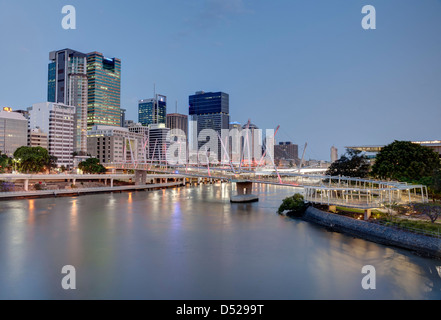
[{"left": 105, "top": 163, "right": 428, "bottom": 209}]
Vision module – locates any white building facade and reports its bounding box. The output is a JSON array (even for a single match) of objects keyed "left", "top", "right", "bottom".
[
  {"left": 0, "top": 110, "right": 28, "bottom": 157},
  {"left": 28, "top": 102, "right": 75, "bottom": 168}
]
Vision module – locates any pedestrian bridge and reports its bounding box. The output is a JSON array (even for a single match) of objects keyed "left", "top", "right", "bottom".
[{"left": 105, "top": 163, "right": 429, "bottom": 210}]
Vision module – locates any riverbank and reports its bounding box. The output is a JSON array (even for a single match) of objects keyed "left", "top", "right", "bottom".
[
  {"left": 0, "top": 182, "right": 185, "bottom": 201},
  {"left": 299, "top": 206, "right": 441, "bottom": 259}
]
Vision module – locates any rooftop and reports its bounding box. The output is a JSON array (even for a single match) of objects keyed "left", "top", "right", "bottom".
[{"left": 0, "top": 111, "right": 27, "bottom": 121}]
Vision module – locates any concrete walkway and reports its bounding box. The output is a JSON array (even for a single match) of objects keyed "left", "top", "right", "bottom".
[{"left": 0, "top": 182, "right": 185, "bottom": 200}]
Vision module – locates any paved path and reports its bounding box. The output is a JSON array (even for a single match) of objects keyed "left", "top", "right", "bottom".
[{"left": 0, "top": 182, "right": 185, "bottom": 200}]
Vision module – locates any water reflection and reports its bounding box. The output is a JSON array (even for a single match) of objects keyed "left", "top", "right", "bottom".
[
  {"left": 27, "top": 200, "right": 35, "bottom": 226},
  {"left": 0, "top": 184, "right": 440, "bottom": 299}
]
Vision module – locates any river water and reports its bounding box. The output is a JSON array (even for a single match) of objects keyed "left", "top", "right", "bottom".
[{"left": 0, "top": 183, "right": 440, "bottom": 300}]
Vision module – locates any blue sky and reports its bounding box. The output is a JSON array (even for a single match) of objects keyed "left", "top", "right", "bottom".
[{"left": 0, "top": 0, "right": 440, "bottom": 161}]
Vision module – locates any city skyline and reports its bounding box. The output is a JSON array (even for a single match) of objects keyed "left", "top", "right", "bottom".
[{"left": 0, "top": 0, "right": 440, "bottom": 160}]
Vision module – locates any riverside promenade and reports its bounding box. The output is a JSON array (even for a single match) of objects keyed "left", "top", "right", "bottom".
[
  {"left": 0, "top": 173, "right": 188, "bottom": 200},
  {"left": 0, "top": 173, "right": 187, "bottom": 190},
  {"left": 0, "top": 182, "right": 185, "bottom": 200}
]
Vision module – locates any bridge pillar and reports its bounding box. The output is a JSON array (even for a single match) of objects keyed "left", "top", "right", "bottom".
[
  {"left": 231, "top": 181, "right": 259, "bottom": 203},
  {"left": 111, "top": 179, "right": 114, "bottom": 188},
  {"left": 364, "top": 209, "right": 372, "bottom": 221},
  {"left": 24, "top": 179, "right": 29, "bottom": 192},
  {"left": 135, "top": 170, "right": 147, "bottom": 185}
]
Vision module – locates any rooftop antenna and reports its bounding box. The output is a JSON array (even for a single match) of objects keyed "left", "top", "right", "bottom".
[{"left": 154, "top": 83, "right": 158, "bottom": 124}]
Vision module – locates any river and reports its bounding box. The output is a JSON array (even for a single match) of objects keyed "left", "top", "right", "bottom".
[{"left": 0, "top": 183, "right": 440, "bottom": 300}]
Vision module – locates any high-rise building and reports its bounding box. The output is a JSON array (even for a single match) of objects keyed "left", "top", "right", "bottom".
[
  {"left": 189, "top": 91, "right": 230, "bottom": 161},
  {"left": 139, "top": 95, "right": 167, "bottom": 127},
  {"left": 275, "top": 142, "right": 299, "bottom": 166},
  {"left": 331, "top": 146, "right": 339, "bottom": 163},
  {"left": 241, "top": 123, "right": 263, "bottom": 165},
  {"left": 0, "top": 110, "right": 28, "bottom": 157},
  {"left": 167, "top": 113, "right": 188, "bottom": 163},
  {"left": 48, "top": 49, "right": 88, "bottom": 154},
  {"left": 148, "top": 124, "right": 170, "bottom": 162},
  {"left": 87, "top": 52, "right": 121, "bottom": 129},
  {"left": 167, "top": 113, "right": 188, "bottom": 137},
  {"left": 28, "top": 102, "right": 75, "bottom": 168},
  {"left": 229, "top": 122, "right": 242, "bottom": 163}
]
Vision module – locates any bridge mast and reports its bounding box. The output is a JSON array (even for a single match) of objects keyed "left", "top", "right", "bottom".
[{"left": 298, "top": 143, "right": 308, "bottom": 173}]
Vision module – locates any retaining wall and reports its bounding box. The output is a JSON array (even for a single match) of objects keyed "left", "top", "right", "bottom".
[{"left": 303, "top": 206, "right": 441, "bottom": 259}]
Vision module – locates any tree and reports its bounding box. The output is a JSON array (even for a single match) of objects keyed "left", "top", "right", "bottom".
[
  {"left": 412, "top": 203, "right": 441, "bottom": 224},
  {"left": 278, "top": 194, "right": 307, "bottom": 215},
  {"left": 326, "top": 149, "right": 370, "bottom": 178},
  {"left": 371, "top": 141, "right": 440, "bottom": 182},
  {"left": 78, "top": 158, "right": 106, "bottom": 174},
  {"left": 0, "top": 151, "right": 12, "bottom": 173},
  {"left": 13, "top": 146, "right": 51, "bottom": 173}
]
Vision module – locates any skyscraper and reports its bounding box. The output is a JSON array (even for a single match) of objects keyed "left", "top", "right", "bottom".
[
  {"left": 48, "top": 49, "right": 88, "bottom": 154},
  {"left": 189, "top": 91, "right": 230, "bottom": 161},
  {"left": 87, "top": 52, "right": 121, "bottom": 129},
  {"left": 167, "top": 113, "right": 188, "bottom": 137},
  {"left": 149, "top": 124, "right": 170, "bottom": 162},
  {"left": 138, "top": 94, "right": 167, "bottom": 127},
  {"left": 167, "top": 113, "right": 188, "bottom": 163}
]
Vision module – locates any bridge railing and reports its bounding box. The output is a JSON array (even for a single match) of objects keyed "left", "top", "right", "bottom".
[{"left": 106, "top": 163, "right": 429, "bottom": 207}]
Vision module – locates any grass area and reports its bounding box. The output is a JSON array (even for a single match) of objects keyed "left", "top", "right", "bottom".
[
  {"left": 330, "top": 206, "right": 441, "bottom": 237},
  {"left": 376, "top": 216, "right": 441, "bottom": 235},
  {"left": 336, "top": 206, "right": 382, "bottom": 215}
]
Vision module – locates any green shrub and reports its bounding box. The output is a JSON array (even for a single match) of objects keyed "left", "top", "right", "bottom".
[{"left": 278, "top": 194, "right": 307, "bottom": 215}]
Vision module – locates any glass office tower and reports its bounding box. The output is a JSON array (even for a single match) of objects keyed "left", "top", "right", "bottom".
[
  {"left": 87, "top": 52, "right": 121, "bottom": 129},
  {"left": 189, "top": 91, "right": 230, "bottom": 161},
  {"left": 48, "top": 49, "right": 88, "bottom": 154},
  {"left": 138, "top": 94, "right": 167, "bottom": 127}
]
